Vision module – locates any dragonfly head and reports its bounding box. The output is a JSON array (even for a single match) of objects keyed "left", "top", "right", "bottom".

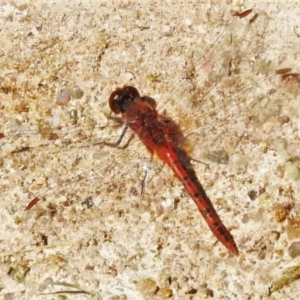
[{"left": 109, "top": 86, "right": 140, "bottom": 114}]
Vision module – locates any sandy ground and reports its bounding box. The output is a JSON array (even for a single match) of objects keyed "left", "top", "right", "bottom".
[{"left": 1, "top": 0, "right": 300, "bottom": 299}]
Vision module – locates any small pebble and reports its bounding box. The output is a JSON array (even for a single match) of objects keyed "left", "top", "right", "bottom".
[
  {"left": 288, "top": 241, "right": 300, "bottom": 258},
  {"left": 70, "top": 85, "right": 84, "bottom": 99},
  {"left": 56, "top": 88, "right": 71, "bottom": 105},
  {"left": 273, "top": 205, "right": 288, "bottom": 223}
]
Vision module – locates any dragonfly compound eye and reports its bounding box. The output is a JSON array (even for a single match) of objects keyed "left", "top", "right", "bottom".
[{"left": 109, "top": 86, "right": 140, "bottom": 114}]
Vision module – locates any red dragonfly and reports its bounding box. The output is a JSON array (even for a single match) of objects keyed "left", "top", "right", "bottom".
[
  {"left": 1, "top": 7, "right": 295, "bottom": 256},
  {"left": 108, "top": 85, "right": 239, "bottom": 254}
]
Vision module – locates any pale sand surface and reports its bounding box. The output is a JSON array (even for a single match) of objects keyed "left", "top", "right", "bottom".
[{"left": 1, "top": 1, "right": 300, "bottom": 299}]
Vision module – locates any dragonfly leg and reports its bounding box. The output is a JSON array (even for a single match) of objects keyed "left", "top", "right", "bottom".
[
  {"left": 140, "top": 155, "right": 153, "bottom": 196},
  {"left": 94, "top": 125, "right": 134, "bottom": 149}
]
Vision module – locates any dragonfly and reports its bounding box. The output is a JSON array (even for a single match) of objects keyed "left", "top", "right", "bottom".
[
  {"left": 106, "top": 85, "right": 239, "bottom": 254},
  {"left": 1, "top": 4, "right": 297, "bottom": 258}
]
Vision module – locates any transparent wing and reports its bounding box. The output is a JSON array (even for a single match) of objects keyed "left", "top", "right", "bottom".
[{"left": 156, "top": 8, "right": 299, "bottom": 169}]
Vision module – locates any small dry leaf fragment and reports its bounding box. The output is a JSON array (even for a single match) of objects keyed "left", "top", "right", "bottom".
[
  {"left": 270, "top": 265, "right": 300, "bottom": 293},
  {"left": 8, "top": 263, "right": 30, "bottom": 283}
]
